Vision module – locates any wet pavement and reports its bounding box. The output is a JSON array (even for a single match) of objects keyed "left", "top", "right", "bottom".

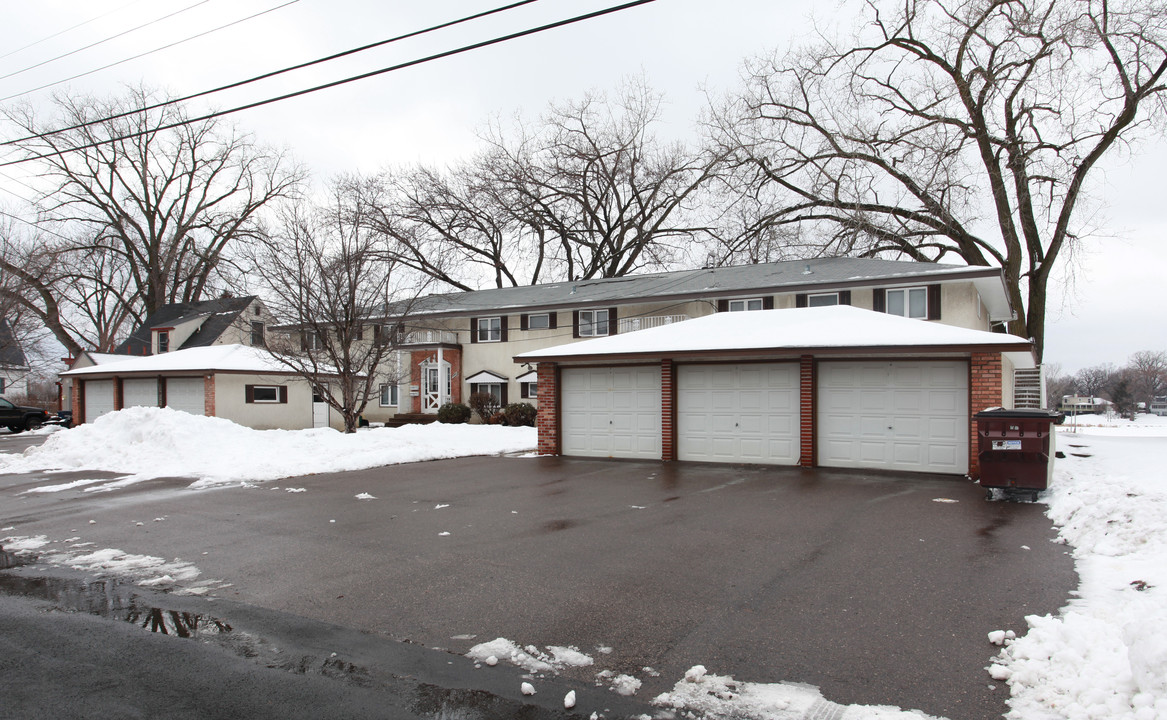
[{"left": 0, "top": 455, "right": 1077, "bottom": 719}]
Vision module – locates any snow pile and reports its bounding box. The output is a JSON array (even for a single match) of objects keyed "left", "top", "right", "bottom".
[
  {"left": 466, "top": 638, "right": 594, "bottom": 675},
  {"left": 991, "top": 428, "right": 1167, "bottom": 719},
  {"left": 0, "top": 406, "right": 536, "bottom": 490},
  {"left": 652, "top": 666, "right": 941, "bottom": 719}
]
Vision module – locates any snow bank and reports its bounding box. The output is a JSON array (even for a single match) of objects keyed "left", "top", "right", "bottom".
[
  {"left": 991, "top": 428, "right": 1167, "bottom": 719},
  {"left": 0, "top": 406, "right": 536, "bottom": 490}
]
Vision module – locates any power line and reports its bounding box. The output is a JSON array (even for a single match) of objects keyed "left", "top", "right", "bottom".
[
  {"left": 0, "top": 0, "right": 146, "bottom": 62},
  {"left": 1, "top": 0, "right": 302, "bottom": 104},
  {"left": 0, "top": 0, "right": 656, "bottom": 169},
  {"left": 0, "top": 0, "right": 212, "bottom": 82},
  {"left": 3, "top": 0, "right": 545, "bottom": 148}
]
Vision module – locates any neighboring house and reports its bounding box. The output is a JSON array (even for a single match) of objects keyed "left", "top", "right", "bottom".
[
  {"left": 115, "top": 296, "right": 276, "bottom": 356},
  {"left": 1058, "top": 395, "right": 1109, "bottom": 415},
  {"left": 61, "top": 344, "right": 341, "bottom": 431},
  {"left": 0, "top": 319, "right": 30, "bottom": 400},
  {"left": 1151, "top": 396, "right": 1167, "bottom": 417},
  {"left": 359, "top": 257, "right": 1021, "bottom": 428}
]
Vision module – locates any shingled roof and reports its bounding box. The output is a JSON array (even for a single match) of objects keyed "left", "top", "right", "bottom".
[{"left": 115, "top": 296, "right": 256, "bottom": 355}]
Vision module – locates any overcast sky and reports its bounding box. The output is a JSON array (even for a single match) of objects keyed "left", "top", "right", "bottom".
[{"left": 1, "top": 0, "right": 1163, "bottom": 374}]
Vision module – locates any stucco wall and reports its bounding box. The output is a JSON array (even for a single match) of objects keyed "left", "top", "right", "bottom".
[
  {"left": 214, "top": 299, "right": 281, "bottom": 347},
  {"left": 214, "top": 373, "right": 339, "bottom": 430},
  {"left": 1000, "top": 352, "right": 1016, "bottom": 410}
]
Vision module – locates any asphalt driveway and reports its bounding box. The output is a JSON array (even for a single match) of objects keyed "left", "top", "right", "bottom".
[{"left": 1, "top": 455, "right": 1074, "bottom": 719}]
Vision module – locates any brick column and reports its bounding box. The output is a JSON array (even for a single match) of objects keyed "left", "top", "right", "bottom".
[
  {"left": 204, "top": 375, "right": 216, "bottom": 417},
  {"left": 799, "top": 355, "right": 815, "bottom": 467},
  {"left": 969, "top": 352, "right": 1003, "bottom": 478},
  {"left": 661, "top": 360, "right": 676, "bottom": 461},
  {"left": 72, "top": 379, "right": 83, "bottom": 424},
  {"left": 536, "top": 362, "right": 559, "bottom": 456}
]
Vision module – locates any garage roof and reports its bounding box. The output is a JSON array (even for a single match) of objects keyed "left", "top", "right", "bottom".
[
  {"left": 515, "top": 306, "right": 1034, "bottom": 362},
  {"left": 62, "top": 344, "right": 289, "bottom": 376}
]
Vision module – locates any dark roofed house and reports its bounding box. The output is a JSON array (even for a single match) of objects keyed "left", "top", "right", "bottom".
[
  {"left": 0, "top": 319, "right": 30, "bottom": 398},
  {"left": 115, "top": 296, "right": 277, "bottom": 356}
]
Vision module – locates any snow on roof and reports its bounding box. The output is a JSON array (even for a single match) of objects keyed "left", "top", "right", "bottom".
[
  {"left": 62, "top": 344, "right": 290, "bottom": 376},
  {"left": 85, "top": 352, "right": 131, "bottom": 365},
  {"left": 516, "top": 306, "right": 1032, "bottom": 360}
]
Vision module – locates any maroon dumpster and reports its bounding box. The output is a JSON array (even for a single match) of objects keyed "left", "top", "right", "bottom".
[{"left": 975, "top": 409, "right": 1060, "bottom": 501}]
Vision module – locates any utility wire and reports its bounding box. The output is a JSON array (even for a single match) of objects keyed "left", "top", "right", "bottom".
[
  {"left": 0, "top": 0, "right": 212, "bottom": 82},
  {"left": 1, "top": 0, "right": 302, "bottom": 104},
  {"left": 0, "top": 0, "right": 146, "bottom": 62},
  {"left": 3, "top": 0, "right": 544, "bottom": 147},
  {"left": 0, "top": 0, "right": 656, "bottom": 169}
]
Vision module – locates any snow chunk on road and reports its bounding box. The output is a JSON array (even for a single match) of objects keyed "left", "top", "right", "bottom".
[
  {"left": 1, "top": 534, "right": 50, "bottom": 551},
  {"left": 354, "top": 493, "right": 376, "bottom": 500},
  {"left": 467, "top": 638, "right": 593, "bottom": 675},
  {"left": 0, "top": 406, "right": 536, "bottom": 490}
]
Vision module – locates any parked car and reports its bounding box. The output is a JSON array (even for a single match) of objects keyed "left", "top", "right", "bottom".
[{"left": 0, "top": 397, "right": 51, "bottom": 433}]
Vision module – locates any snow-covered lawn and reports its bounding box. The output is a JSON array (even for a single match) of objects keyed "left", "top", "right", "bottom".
[{"left": 0, "top": 406, "right": 536, "bottom": 491}]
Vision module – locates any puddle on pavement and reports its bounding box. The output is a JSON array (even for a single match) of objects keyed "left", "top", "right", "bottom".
[{"left": 411, "top": 683, "right": 556, "bottom": 720}]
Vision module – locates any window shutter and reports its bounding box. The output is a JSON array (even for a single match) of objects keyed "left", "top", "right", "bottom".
[
  {"left": 299, "top": 333, "right": 308, "bottom": 351},
  {"left": 717, "top": 299, "right": 729, "bottom": 312},
  {"left": 608, "top": 307, "right": 618, "bottom": 335},
  {"left": 355, "top": 324, "right": 364, "bottom": 341},
  {"left": 762, "top": 296, "right": 774, "bottom": 310},
  {"left": 500, "top": 316, "right": 509, "bottom": 342},
  {"left": 470, "top": 317, "right": 478, "bottom": 344},
  {"left": 520, "top": 314, "right": 529, "bottom": 331},
  {"left": 873, "top": 288, "right": 886, "bottom": 313},
  {"left": 520, "top": 383, "right": 529, "bottom": 399},
  {"left": 572, "top": 310, "right": 580, "bottom": 338},
  {"left": 839, "top": 290, "right": 852, "bottom": 306},
  {"left": 549, "top": 313, "right": 558, "bottom": 330},
  {"left": 245, "top": 385, "right": 255, "bottom": 404},
  {"left": 501, "top": 383, "right": 509, "bottom": 405},
  {"left": 469, "top": 383, "right": 478, "bottom": 396},
  {"left": 927, "top": 284, "right": 942, "bottom": 320},
  {"left": 279, "top": 386, "right": 288, "bottom": 404},
  {"left": 795, "top": 294, "right": 808, "bottom": 308}
]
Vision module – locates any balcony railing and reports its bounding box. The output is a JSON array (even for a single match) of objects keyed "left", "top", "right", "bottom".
[
  {"left": 617, "top": 314, "right": 690, "bottom": 334},
  {"left": 397, "top": 329, "right": 459, "bottom": 345}
]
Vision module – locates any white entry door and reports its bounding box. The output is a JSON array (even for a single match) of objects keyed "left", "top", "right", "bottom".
[
  {"left": 818, "top": 360, "right": 968, "bottom": 474},
  {"left": 561, "top": 366, "right": 661, "bottom": 459},
  {"left": 165, "top": 378, "right": 205, "bottom": 416},
  {"left": 422, "top": 362, "right": 450, "bottom": 413},
  {"left": 312, "top": 385, "right": 330, "bottom": 428},
  {"left": 84, "top": 380, "right": 115, "bottom": 423},
  {"left": 677, "top": 363, "right": 800, "bottom": 465}
]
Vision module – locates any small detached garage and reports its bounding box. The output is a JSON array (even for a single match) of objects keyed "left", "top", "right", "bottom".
[
  {"left": 515, "top": 306, "right": 1035, "bottom": 478},
  {"left": 62, "top": 344, "right": 341, "bottom": 431}
]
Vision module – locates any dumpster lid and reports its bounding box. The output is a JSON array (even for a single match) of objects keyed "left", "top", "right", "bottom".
[{"left": 975, "top": 407, "right": 1061, "bottom": 419}]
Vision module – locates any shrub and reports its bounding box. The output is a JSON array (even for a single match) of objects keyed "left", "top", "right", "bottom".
[
  {"left": 502, "top": 402, "right": 537, "bottom": 427},
  {"left": 437, "top": 402, "right": 471, "bottom": 424},
  {"left": 468, "top": 392, "right": 501, "bottom": 423}
]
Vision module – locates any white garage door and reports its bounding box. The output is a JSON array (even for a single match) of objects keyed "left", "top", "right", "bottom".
[
  {"left": 166, "top": 378, "right": 206, "bottom": 416},
  {"left": 562, "top": 367, "right": 661, "bottom": 459},
  {"left": 818, "top": 360, "right": 968, "bottom": 474},
  {"left": 122, "top": 378, "right": 159, "bottom": 408},
  {"left": 678, "top": 363, "right": 800, "bottom": 465},
  {"left": 84, "top": 380, "right": 115, "bottom": 423}
]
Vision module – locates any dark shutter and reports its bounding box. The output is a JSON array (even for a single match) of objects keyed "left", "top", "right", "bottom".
[
  {"left": 500, "top": 316, "right": 509, "bottom": 342},
  {"left": 795, "top": 294, "right": 808, "bottom": 308},
  {"left": 927, "top": 284, "right": 942, "bottom": 320},
  {"left": 245, "top": 385, "right": 255, "bottom": 404},
  {"left": 355, "top": 324, "right": 364, "bottom": 341},
  {"left": 572, "top": 310, "right": 580, "bottom": 338},
  {"left": 717, "top": 299, "right": 729, "bottom": 312},
  {"left": 762, "top": 296, "right": 774, "bottom": 310},
  {"left": 839, "top": 290, "right": 852, "bottom": 306},
  {"left": 549, "top": 313, "right": 558, "bottom": 329},
  {"left": 608, "top": 307, "right": 618, "bottom": 335},
  {"left": 299, "top": 333, "right": 308, "bottom": 351},
  {"left": 470, "top": 317, "right": 478, "bottom": 343},
  {"left": 873, "top": 288, "right": 886, "bottom": 313},
  {"left": 520, "top": 383, "right": 529, "bottom": 399},
  {"left": 469, "top": 383, "right": 478, "bottom": 396},
  {"left": 501, "top": 384, "right": 509, "bottom": 405},
  {"left": 279, "top": 386, "right": 288, "bottom": 404},
  {"left": 520, "top": 314, "right": 529, "bottom": 331}
]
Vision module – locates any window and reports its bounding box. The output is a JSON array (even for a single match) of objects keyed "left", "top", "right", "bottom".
[
  {"left": 379, "top": 383, "right": 398, "bottom": 407},
  {"left": 302, "top": 330, "right": 323, "bottom": 350},
  {"left": 477, "top": 317, "right": 502, "bottom": 342},
  {"left": 887, "top": 287, "right": 928, "bottom": 319},
  {"left": 157, "top": 331, "right": 170, "bottom": 353},
  {"left": 527, "top": 313, "right": 550, "bottom": 330},
  {"left": 520, "top": 381, "right": 537, "bottom": 399},
  {"left": 807, "top": 293, "right": 838, "bottom": 307},
  {"left": 471, "top": 382, "right": 505, "bottom": 404},
  {"left": 578, "top": 309, "right": 609, "bottom": 337},
  {"left": 245, "top": 385, "right": 286, "bottom": 404},
  {"left": 728, "top": 298, "right": 764, "bottom": 312},
  {"left": 250, "top": 321, "right": 265, "bottom": 347}
]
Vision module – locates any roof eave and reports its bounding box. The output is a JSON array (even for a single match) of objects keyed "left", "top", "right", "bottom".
[{"left": 515, "top": 342, "right": 1034, "bottom": 365}]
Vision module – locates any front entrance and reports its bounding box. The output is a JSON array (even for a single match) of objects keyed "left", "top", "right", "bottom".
[
  {"left": 421, "top": 361, "right": 451, "bottom": 413},
  {"left": 312, "top": 384, "right": 330, "bottom": 428}
]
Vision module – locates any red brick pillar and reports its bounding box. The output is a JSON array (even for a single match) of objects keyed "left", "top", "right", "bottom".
[
  {"left": 799, "top": 355, "right": 815, "bottom": 467},
  {"left": 536, "top": 362, "right": 559, "bottom": 456},
  {"left": 72, "top": 379, "right": 83, "bottom": 424},
  {"left": 204, "top": 375, "right": 216, "bottom": 417},
  {"left": 969, "top": 352, "right": 1003, "bottom": 478},
  {"left": 661, "top": 360, "right": 676, "bottom": 461}
]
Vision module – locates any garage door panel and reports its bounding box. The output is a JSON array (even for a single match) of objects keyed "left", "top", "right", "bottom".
[
  {"left": 928, "top": 391, "right": 959, "bottom": 413},
  {"left": 84, "top": 380, "right": 115, "bottom": 423},
  {"left": 561, "top": 367, "right": 660, "bottom": 460},
  {"left": 166, "top": 378, "right": 205, "bottom": 416},
  {"left": 678, "top": 363, "right": 799, "bottom": 465},
  {"left": 122, "top": 379, "right": 159, "bottom": 408}
]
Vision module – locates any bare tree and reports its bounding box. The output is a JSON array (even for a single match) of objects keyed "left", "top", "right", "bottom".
[
  {"left": 1076, "top": 363, "right": 1119, "bottom": 399},
  {"left": 715, "top": 0, "right": 1167, "bottom": 360},
  {"left": 1042, "top": 362, "right": 1078, "bottom": 408},
  {"left": 2, "top": 86, "right": 303, "bottom": 353},
  {"left": 250, "top": 188, "right": 422, "bottom": 433},
  {"left": 1126, "top": 350, "right": 1167, "bottom": 410}
]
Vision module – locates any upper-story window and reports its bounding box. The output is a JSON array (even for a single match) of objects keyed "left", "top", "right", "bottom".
[
  {"left": 578, "top": 309, "right": 610, "bottom": 337},
  {"left": 250, "top": 321, "right": 265, "bottom": 347},
  {"left": 887, "top": 287, "right": 928, "bottom": 319},
  {"left": 157, "top": 331, "right": 170, "bottom": 353},
  {"left": 527, "top": 313, "right": 550, "bottom": 330},
  {"left": 807, "top": 293, "right": 838, "bottom": 307},
  {"left": 477, "top": 317, "right": 502, "bottom": 342},
  {"left": 728, "top": 298, "right": 764, "bottom": 312}
]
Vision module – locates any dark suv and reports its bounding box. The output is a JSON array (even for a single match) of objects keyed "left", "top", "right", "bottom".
[{"left": 0, "top": 397, "right": 50, "bottom": 433}]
